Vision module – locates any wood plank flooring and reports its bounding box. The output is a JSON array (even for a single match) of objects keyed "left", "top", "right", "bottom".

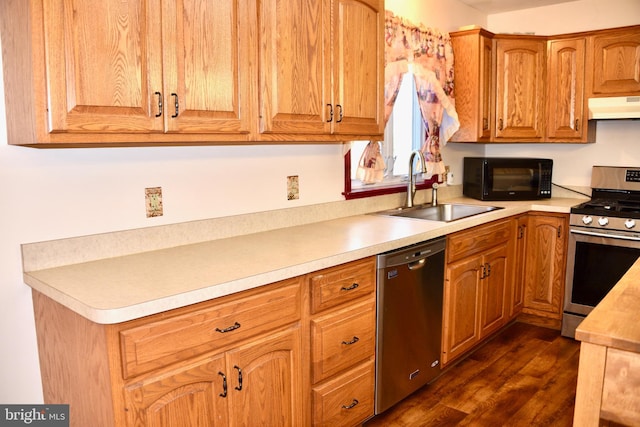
[{"left": 364, "top": 321, "right": 581, "bottom": 426}]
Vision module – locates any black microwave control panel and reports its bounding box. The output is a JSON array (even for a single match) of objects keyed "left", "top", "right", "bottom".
[{"left": 626, "top": 169, "right": 640, "bottom": 182}]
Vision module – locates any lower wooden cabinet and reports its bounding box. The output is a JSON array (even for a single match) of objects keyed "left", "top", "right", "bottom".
[
  {"left": 442, "top": 219, "right": 515, "bottom": 367},
  {"left": 521, "top": 212, "right": 569, "bottom": 326},
  {"left": 123, "top": 327, "right": 301, "bottom": 426},
  {"left": 307, "top": 257, "right": 376, "bottom": 426}
]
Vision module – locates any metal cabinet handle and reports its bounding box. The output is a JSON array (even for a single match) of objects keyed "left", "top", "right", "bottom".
[
  {"left": 518, "top": 224, "right": 526, "bottom": 239},
  {"left": 336, "top": 104, "right": 343, "bottom": 123},
  {"left": 558, "top": 225, "right": 562, "bottom": 238},
  {"left": 480, "top": 264, "right": 486, "bottom": 279},
  {"left": 341, "top": 283, "right": 359, "bottom": 291},
  {"left": 218, "top": 372, "right": 227, "bottom": 398},
  {"left": 485, "top": 262, "right": 491, "bottom": 277},
  {"left": 154, "top": 92, "right": 163, "bottom": 117},
  {"left": 215, "top": 322, "right": 241, "bottom": 333},
  {"left": 342, "top": 399, "right": 359, "bottom": 410},
  {"left": 498, "top": 118, "right": 504, "bottom": 130},
  {"left": 483, "top": 118, "right": 489, "bottom": 130},
  {"left": 234, "top": 365, "right": 243, "bottom": 391},
  {"left": 326, "top": 104, "right": 334, "bottom": 122},
  {"left": 171, "top": 93, "right": 179, "bottom": 118},
  {"left": 575, "top": 119, "right": 579, "bottom": 132},
  {"left": 342, "top": 336, "right": 360, "bottom": 345}
]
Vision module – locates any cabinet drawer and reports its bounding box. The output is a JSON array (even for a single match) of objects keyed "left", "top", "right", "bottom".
[
  {"left": 447, "top": 218, "right": 512, "bottom": 263},
  {"left": 311, "top": 298, "right": 375, "bottom": 383},
  {"left": 312, "top": 359, "right": 375, "bottom": 427},
  {"left": 309, "top": 257, "right": 375, "bottom": 314},
  {"left": 120, "top": 279, "right": 301, "bottom": 379}
]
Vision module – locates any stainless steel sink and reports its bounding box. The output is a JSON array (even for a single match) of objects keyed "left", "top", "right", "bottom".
[{"left": 375, "top": 203, "right": 502, "bottom": 222}]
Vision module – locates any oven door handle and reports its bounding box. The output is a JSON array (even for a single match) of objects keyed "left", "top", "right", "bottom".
[{"left": 570, "top": 228, "right": 640, "bottom": 242}]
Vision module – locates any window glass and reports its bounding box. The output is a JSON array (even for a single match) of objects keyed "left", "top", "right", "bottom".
[{"left": 345, "top": 72, "right": 435, "bottom": 199}]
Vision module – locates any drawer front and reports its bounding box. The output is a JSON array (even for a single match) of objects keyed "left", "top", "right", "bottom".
[
  {"left": 309, "top": 257, "right": 375, "bottom": 314},
  {"left": 447, "top": 218, "right": 512, "bottom": 263},
  {"left": 120, "top": 279, "right": 301, "bottom": 379},
  {"left": 312, "top": 359, "right": 375, "bottom": 427},
  {"left": 311, "top": 298, "right": 375, "bottom": 383}
]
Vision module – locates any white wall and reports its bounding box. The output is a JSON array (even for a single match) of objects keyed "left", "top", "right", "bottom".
[{"left": 1, "top": 0, "right": 638, "bottom": 404}]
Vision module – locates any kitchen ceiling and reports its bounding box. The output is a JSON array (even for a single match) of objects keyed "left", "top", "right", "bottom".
[{"left": 458, "top": 0, "right": 576, "bottom": 14}]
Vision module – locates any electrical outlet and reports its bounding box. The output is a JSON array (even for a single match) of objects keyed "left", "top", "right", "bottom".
[
  {"left": 145, "top": 187, "right": 163, "bottom": 217},
  {"left": 287, "top": 176, "right": 299, "bottom": 200}
]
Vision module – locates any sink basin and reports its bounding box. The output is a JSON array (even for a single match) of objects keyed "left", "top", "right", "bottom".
[{"left": 375, "top": 203, "right": 502, "bottom": 222}]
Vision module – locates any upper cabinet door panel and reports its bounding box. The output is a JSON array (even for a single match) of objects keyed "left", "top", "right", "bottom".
[
  {"left": 331, "top": 0, "right": 383, "bottom": 135},
  {"left": 42, "top": 0, "right": 164, "bottom": 133},
  {"left": 163, "top": 0, "right": 253, "bottom": 134},
  {"left": 546, "top": 38, "right": 586, "bottom": 140},
  {"left": 494, "top": 38, "right": 545, "bottom": 140},
  {"left": 258, "top": 0, "right": 328, "bottom": 134},
  {"left": 588, "top": 29, "right": 640, "bottom": 96}
]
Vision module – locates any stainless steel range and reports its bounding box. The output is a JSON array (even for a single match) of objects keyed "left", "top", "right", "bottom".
[{"left": 562, "top": 166, "right": 640, "bottom": 338}]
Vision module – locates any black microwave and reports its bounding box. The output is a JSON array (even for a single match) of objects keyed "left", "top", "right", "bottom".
[{"left": 463, "top": 157, "right": 553, "bottom": 201}]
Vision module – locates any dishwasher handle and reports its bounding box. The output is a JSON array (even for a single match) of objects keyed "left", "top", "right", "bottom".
[{"left": 408, "top": 258, "right": 426, "bottom": 270}]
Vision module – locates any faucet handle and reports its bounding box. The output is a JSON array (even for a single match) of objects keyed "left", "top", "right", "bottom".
[{"left": 432, "top": 183, "right": 439, "bottom": 189}]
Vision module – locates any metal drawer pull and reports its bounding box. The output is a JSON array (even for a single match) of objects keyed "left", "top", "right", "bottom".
[
  {"left": 215, "top": 322, "right": 241, "bottom": 333},
  {"left": 171, "top": 93, "right": 179, "bottom": 118},
  {"left": 485, "top": 263, "right": 491, "bottom": 277},
  {"left": 342, "top": 336, "right": 359, "bottom": 345},
  {"left": 234, "top": 365, "right": 243, "bottom": 391},
  {"left": 154, "top": 92, "right": 163, "bottom": 117},
  {"left": 336, "top": 104, "right": 343, "bottom": 123},
  {"left": 218, "top": 372, "right": 227, "bottom": 398},
  {"left": 341, "top": 283, "right": 359, "bottom": 291},
  {"left": 342, "top": 399, "right": 359, "bottom": 410}
]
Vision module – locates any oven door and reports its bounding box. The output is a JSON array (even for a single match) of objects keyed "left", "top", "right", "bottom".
[{"left": 563, "top": 228, "right": 640, "bottom": 336}]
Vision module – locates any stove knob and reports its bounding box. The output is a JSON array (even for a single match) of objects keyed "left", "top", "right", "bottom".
[
  {"left": 581, "top": 215, "right": 593, "bottom": 225},
  {"left": 598, "top": 217, "right": 609, "bottom": 226},
  {"left": 625, "top": 219, "right": 636, "bottom": 229}
]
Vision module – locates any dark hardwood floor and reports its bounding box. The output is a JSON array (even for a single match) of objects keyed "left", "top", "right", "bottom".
[{"left": 365, "top": 321, "right": 581, "bottom": 426}]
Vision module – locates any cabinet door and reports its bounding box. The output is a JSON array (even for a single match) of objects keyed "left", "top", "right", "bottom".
[
  {"left": 510, "top": 216, "right": 528, "bottom": 319},
  {"left": 442, "top": 256, "right": 481, "bottom": 366},
  {"left": 41, "top": 0, "right": 164, "bottom": 133},
  {"left": 258, "top": 0, "right": 329, "bottom": 135},
  {"left": 546, "top": 38, "right": 586, "bottom": 141},
  {"left": 450, "top": 30, "right": 493, "bottom": 142},
  {"left": 494, "top": 38, "right": 545, "bottom": 140},
  {"left": 226, "top": 327, "right": 303, "bottom": 426},
  {"left": 523, "top": 214, "right": 568, "bottom": 318},
  {"left": 329, "top": 0, "right": 384, "bottom": 135},
  {"left": 123, "top": 354, "right": 228, "bottom": 427},
  {"left": 162, "top": 0, "right": 254, "bottom": 134},
  {"left": 479, "top": 244, "right": 509, "bottom": 338},
  {"left": 588, "top": 28, "right": 640, "bottom": 96}
]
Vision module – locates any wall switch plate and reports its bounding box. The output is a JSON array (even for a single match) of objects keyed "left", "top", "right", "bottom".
[
  {"left": 145, "top": 187, "right": 163, "bottom": 217},
  {"left": 287, "top": 176, "right": 299, "bottom": 200}
]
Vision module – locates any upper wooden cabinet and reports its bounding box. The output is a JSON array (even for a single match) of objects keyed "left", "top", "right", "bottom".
[
  {"left": 546, "top": 37, "right": 595, "bottom": 142},
  {"left": 258, "top": 0, "right": 384, "bottom": 138},
  {"left": 0, "top": 0, "right": 384, "bottom": 146},
  {"left": 494, "top": 37, "right": 546, "bottom": 141},
  {"left": 450, "top": 29, "right": 493, "bottom": 142},
  {"left": 450, "top": 25, "right": 640, "bottom": 144},
  {"left": 1, "top": 0, "right": 255, "bottom": 145},
  {"left": 586, "top": 27, "right": 640, "bottom": 97}
]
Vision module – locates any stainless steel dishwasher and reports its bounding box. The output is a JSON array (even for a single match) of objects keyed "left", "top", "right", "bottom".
[{"left": 375, "top": 236, "right": 445, "bottom": 414}]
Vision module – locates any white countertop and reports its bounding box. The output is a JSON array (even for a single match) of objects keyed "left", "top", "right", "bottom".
[{"left": 22, "top": 197, "right": 582, "bottom": 324}]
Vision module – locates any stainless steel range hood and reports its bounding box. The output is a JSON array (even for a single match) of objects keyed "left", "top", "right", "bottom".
[{"left": 588, "top": 96, "right": 640, "bottom": 120}]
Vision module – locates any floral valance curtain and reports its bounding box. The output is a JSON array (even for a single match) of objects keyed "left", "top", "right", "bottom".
[{"left": 384, "top": 11, "right": 459, "bottom": 177}]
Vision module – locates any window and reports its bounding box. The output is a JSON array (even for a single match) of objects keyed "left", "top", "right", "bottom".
[{"left": 343, "top": 71, "right": 438, "bottom": 199}]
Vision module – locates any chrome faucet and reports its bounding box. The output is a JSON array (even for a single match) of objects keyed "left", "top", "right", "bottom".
[
  {"left": 406, "top": 150, "right": 426, "bottom": 208},
  {"left": 431, "top": 183, "right": 439, "bottom": 206}
]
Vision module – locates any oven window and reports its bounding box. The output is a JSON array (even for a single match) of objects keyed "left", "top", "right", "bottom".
[
  {"left": 572, "top": 241, "right": 640, "bottom": 306},
  {"left": 492, "top": 167, "right": 536, "bottom": 192}
]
